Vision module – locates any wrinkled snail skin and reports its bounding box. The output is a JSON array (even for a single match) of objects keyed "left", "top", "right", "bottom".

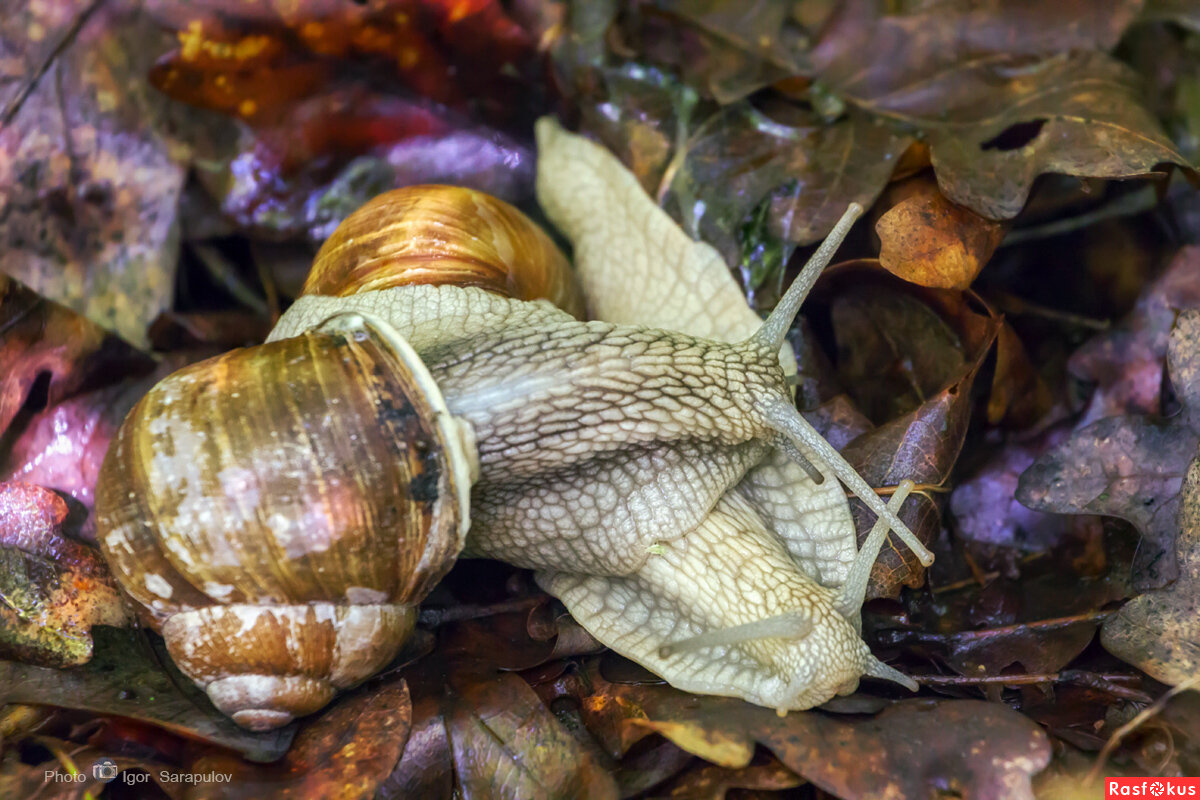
[{"left": 96, "top": 146, "right": 930, "bottom": 730}]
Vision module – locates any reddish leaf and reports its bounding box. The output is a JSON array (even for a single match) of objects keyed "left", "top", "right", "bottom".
[
  {"left": 0, "top": 277, "right": 150, "bottom": 439},
  {"left": 842, "top": 361, "right": 983, "bottom": 598},
  {"left": 0, "top": 482, "right": 130, "bottom": 666},
  {"left": 189, "top": 678, "right": 412, "bottom": 799}
]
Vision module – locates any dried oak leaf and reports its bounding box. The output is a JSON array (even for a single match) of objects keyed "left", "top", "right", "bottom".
[
  {"left": 876, "top": 175, "right": 1008, "bottom": 290},
  {"left": 187, "top": 678, "right": 412, "bottom": 800},
  {"left": 1018, "top": 307, "right": 1200, "bottom": 590},
  {"left": 563, "top": 660, "right": 1050, "bottom": 800},
  {"left": 923, "top": 52, "right": 1193, "bottom": 220},
  {"left": 0, "top": 1, "right": 188, "bottom": 346},
  {"left": 811, "top": 0, "right": 1144, "bottom": 119},
  {"left": 0, "top": 482, "right": 130, "bottom": 666},
  {"left": 1017, "top": 415, "right": 1194, "bottom": 590},
  {"left": 809, "top": 0, "right": 1192, "bottom": 219},
  {"left": 1100, "top": 312, "right": 1200, "bottom": 686},
  {"left": 0, "top": 626, "right": 293, "bottom": 762}
]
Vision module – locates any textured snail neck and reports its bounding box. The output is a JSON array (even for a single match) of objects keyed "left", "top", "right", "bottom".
[{"left": 303, "top": 185, "right": 585, "bottom": 318}]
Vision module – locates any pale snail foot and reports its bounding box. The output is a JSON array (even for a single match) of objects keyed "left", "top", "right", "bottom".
[{"left": 543, "top": 484, "right": 919, "bottom": 712}]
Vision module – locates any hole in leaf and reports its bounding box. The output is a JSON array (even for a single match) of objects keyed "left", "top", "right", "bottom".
[{"left": 980, "top": 119, "right": 1047, "bottom": 151}]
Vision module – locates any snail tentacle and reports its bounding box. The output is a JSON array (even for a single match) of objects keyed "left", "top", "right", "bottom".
[
  {"left": 758, "top": 396, "right": 935, "bottom": 567},
  {"left": 748, "top": 202, "right": 863, "bottom": 355},
  {"left": 658, "top": 609, "right": 814, "bottom": 658},
  {"left": 834, "top": 481, "right": 915, "bottom": 623}
]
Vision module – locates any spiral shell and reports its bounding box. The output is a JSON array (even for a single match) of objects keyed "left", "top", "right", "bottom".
[
  {"left": 303, "top": 185, "right": 585, "bottom": 317},
  {"left": 95, "top": 313, "right": 473, "bottom": 730}
]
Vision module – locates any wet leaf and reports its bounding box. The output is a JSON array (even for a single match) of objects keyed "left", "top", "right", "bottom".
[
  {"left": 876, "top": 175, "right": 1008, "bottom": 289},
  {"left": 566, "top": 660, "right": 1051, "bottom": 800},
  {"left": 1100, "top": 311, "right": 1200, "bottom": 686},
  {"left": 664, "top": 101, "right": 910, "bottom": 260},
  {"left": 382, "top": 615, "right": 619, "bottom": 800},
  {"left": 0, "top": 276, "right": 150, "bottom": 439},
  {"left": 924, "top": 53, "right": 1193, "bottom": 220},
  {"left": 0, "top": 482, "right": 130, "bottom": 666},
  {"left": 1017, "top": 415, "right": 1195, "bottom": 589},
  {"left": 0, "top": 2, "right": 188, "bottom": 346},
  {"left": 842, "top": 361, "right": 983, "bottom": 598},
  {"left": 0, "top": 626, "right": 293, "bottom": 762},
  {"left": 210, "top": 90, "right": 535, "bottom": 241},
  {"left": 188, "top": 678, "right": 412, "bottom": 799},
  {"left": 0, "top": 359, "right": 180, "bottom": 542},
  {"left": 811, "top": 0, "right": 1145, "bottom": 119}
]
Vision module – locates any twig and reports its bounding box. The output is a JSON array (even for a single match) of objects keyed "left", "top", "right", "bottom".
[
  {"left": 882, "top": 608, "right": 1115, "bottom": 646},
  {"left": 999, "top": 185, "right": 1161, "bottom": 247},
  {"left": 1084, "top": 674, "right": 1200, "bottom": 785},
  {"left": 911, "top": 669, "right": 1149, "bottom": 702}
]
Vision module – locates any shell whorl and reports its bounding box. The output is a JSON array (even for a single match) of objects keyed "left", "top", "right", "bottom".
[{"left": 303, "top": 185, "right": 585, "bottom": 318}]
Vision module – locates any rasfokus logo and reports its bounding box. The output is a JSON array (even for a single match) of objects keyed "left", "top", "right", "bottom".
[{"left": 1106, "top": 778, "right": 1200, "bottom": 797}]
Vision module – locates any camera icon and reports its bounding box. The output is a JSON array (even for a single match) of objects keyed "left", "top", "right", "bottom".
[{"left": 92, "top": 758, "right": 119, "bottom": 782}]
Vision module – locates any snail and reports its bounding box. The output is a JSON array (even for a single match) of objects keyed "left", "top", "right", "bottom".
[{"left": 94, "top": 120, "right": 932, "bottom": 731}]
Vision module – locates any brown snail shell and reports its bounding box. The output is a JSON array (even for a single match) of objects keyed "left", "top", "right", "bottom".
[
  {"left": 303, "top": 185, "right": 585, "bottom": 317},
  {"left": 95, "top": 313, "right": 475, "bottom": 730}
]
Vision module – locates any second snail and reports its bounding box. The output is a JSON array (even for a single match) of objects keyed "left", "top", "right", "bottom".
[{"left": 93, "top": 119, "right": 931, "bottom": 730}]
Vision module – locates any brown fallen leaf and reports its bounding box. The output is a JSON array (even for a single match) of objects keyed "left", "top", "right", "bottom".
[
  {"left": 381, "top": 613, "right": 619, "bottom": 799},
  {"left": 622, "top": 1, "right": 813, "bottom": 104},
  {"left": 186, "top": 678, "right": 412, "bottom": 800},
  {"left": 0, "top": 482, "right": 130, "bottom": 666},
  {"left": 925, "top": 52, "right": 1193, "bottom": 220},
  {"left": 659, "top": 758, "right": 803, "bottom": 799},
  {"left": 561, "top": 659, "right": 1051, "bottom": 800},
  {"left": 1017, "top": 415, "right": 1195, "bottom": 589},
  {"left": 0, "top": 1, "right": 188, "bottom": 346},
  {"left": 842, "top": 361, "right": 982, "bottom": 598},
  {"left": 1101, "top": 314, "right": 1200, "bottom": 686},
  {"left": 0, "top": 626, "right": 294, "bottom": 762},
  {"left": 876, "top": 175, "right": 1008, "bottom": 290},
  {"left": 830, "top": 279, "right": 971, "bottom": 423}
]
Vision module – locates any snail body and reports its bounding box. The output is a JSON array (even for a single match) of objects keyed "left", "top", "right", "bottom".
[{"left": 96, "top": 126, "right": 932, "bottom": 730}]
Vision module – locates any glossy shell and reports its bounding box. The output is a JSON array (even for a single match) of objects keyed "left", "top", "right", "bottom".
[
  {"left": 95, "top": 314, "right": 473, "bottom": 730},
  {"left": 304, "top": 184, "right": 585, "bottom": 318}
]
